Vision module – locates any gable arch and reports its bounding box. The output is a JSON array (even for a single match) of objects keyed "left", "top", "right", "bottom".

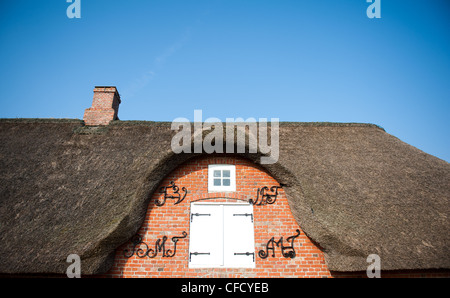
[
  {"left": 136, "top": 149, "right": 305, "bottom": 224},
  {"left": 104, "top": 153, "right": 332, "bottom": 277},
  {"left": 92, "top": 131, "right": 338, "bottom": 275}
]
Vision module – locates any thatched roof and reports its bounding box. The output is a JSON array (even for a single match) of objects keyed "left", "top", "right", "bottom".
[{"left": 0, "top": 119, "right": 449, "bottom": 274}]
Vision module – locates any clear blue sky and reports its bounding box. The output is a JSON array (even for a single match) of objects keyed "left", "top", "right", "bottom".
[{"left": 0, "top": 0, "right": 449, "bottom": 162}]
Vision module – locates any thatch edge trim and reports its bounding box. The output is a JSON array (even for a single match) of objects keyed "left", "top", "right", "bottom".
[{"left": 0, "top": 118, "right": 385, "bottom": 131}]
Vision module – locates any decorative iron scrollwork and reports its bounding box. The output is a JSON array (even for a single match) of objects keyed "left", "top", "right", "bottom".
[
  {"left": 258, "top": 229, "right": 301, "bottom": 259},
  {"left": 156, "top": 181, "right": 188, "bottom": 206},
  {"left": 250, "top": 186, "right": 280, "bottom": 205},
  {"left": 123, "top": 231, "right": 188, "bottom": 258}
]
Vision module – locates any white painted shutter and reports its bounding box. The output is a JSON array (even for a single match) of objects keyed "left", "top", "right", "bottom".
[
  {"left": 188, "top": 204, "right": 223, "bottom": 267},
  {"left": 223, "top": 204, "right": 255, "bottom": 268}
]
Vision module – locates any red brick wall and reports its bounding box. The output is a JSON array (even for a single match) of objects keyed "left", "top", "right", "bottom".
[
  {"left": 103, "top": 156, "right": 331, "bottom": 278},
  {"left": 100, "top": 156, "right": 450, "bottom": 278}
]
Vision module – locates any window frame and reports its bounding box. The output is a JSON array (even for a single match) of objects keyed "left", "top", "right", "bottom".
[{"left": 208, "top": 164, "right": 236, "bottom": 192}]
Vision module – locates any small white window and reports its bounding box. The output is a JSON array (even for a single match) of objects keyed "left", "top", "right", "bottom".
[
  {"left": 188, "top": 202, "right": 255, "bottom": 268},
  {"left": 208, "top": 165, "right": 236, "bottom": 192}
]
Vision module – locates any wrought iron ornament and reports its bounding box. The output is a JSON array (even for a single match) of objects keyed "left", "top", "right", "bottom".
[
  {"left": 123, "top": 231, "right": 188, "bottom": 258},
  {"left": 156, "top": 181, "right": 188, "bottom": 206},
  {"left": 258, "top": 229, "right": 301, "bottom": 259},
  {"left": 250, "top": 186, "right": 280, "bottom": 205}
]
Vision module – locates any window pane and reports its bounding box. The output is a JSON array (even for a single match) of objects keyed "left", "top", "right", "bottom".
[{"left": 208, "top": 164, "right": 236, "bottom": 192}]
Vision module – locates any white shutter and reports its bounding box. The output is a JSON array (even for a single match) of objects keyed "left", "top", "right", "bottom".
[
  {"left": 189, "top": 202, "right": 255, "bottom": 268},
  {"left": 188, "top": 204, "right": 223, "bottom": 267},
  {"left": 223, "top": 204, "right": 255, "bottom": 268}
]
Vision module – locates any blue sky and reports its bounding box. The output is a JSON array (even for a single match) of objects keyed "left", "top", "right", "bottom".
[{"left": 0, "top": 0, "right": 449, "bottom": 162}]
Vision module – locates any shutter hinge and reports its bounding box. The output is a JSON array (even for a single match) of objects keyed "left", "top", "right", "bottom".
[
  {"left": 190, "top": 213, "right": 211, "bottom": 222},
  {"left": 233, "top": 213, "right": 253, "bottom": 222},
  {"left": 189, "top": 252, "right": 211, "bottom": 262},
  {"left": 234, "top": 252, "right": 255, "bottom": 262}
]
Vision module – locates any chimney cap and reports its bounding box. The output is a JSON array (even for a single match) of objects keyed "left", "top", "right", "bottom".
[
  {"left": 94, "top": 86, "right": 118, "bottom": 89},
  {"left": 93, "top": 86, "right": 121, "bottom": 103},
  {"left": 93, "top": 86, "right": 119, "bottom": 92}
]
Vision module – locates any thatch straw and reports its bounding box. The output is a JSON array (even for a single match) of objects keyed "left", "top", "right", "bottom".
[{"left": 0, "top": 120, "right": 448, "bottom": 274}]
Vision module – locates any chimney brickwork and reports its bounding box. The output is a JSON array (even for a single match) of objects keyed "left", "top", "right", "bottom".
[{"left": 83, "top": 86, "right": 121, "bottom": 126}]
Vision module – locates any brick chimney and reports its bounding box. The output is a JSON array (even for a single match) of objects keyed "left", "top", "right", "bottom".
[{"left": 83, "top": 86, "right": 121, "bottom": 126}]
